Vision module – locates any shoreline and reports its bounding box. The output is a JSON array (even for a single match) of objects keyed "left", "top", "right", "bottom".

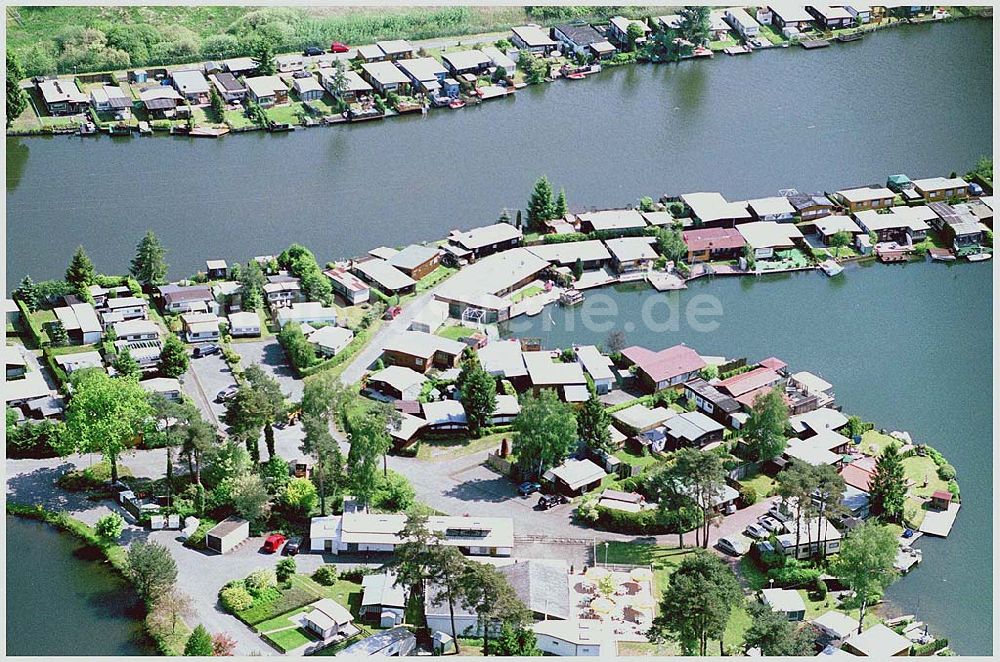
[{"left": 6, "top": 12, "right": 985, "bottom": 139}]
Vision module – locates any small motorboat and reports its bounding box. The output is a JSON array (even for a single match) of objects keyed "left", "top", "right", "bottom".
[
  {"left": 929, "top": 248, "right": 956, "bottom": 261},
  {"left": 967, "top": 252, "right": 992, "bottom": 262},
  {"left": 566, "top": 72, "right": 587, "bottom": 80},
  {"left": 559, "top": 289, "right": 584, "bottom": 307},
  {"left": 819, "top": 259, "right": 844, "bottom": 277},
  {"left": 448, "top": 99, "right": 465, "bottom": 109}
]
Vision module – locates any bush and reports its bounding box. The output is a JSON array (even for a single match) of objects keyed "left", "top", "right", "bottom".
[
  {"left": 312, "top": 565, "right": 339, "bottom": 586},
  {"left": 276, "top": 557, "right": 296, "bottom": 583},
  {"left": 220, "top": 584, "right": 254, "bottom": 613},
  {"left": 183, "top": 518, "right": 216, "bottom": 549},
  {"left": 369, "top": 470, "right": 416, "bottom": 512},
  {"left": 814, "top": 578, "right": 828, "bottom": 600},
  {"left": 95, "top": 512, "right": 126, "bottom": 541},
  {"left": 766, "top": 559, "right": 820, "bottom": 587},
  {"left": 739, "top": 484, "right": 758, "bottom": 506},
  {"left": 56, "top": 461, "right": 133, "bottom": 491},
  {"left": 937, "top": 463, "right": 956, "bottom": 481},
  {"left": 339, "top": 567, "right": 375, "bottom": 583},
  {"left": 245, "top": 568, "right": 277, "bottom": 595},
  {"left": 589, "top": 504, "right": 700, "bottom": 535}
]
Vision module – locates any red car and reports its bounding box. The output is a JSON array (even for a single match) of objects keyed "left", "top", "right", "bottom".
[
  {"left": 262, "top": 533, "right": 287, "bottom": 553},
  {"left": 330, "top": 42, "right": 350, "bottom": 53}
]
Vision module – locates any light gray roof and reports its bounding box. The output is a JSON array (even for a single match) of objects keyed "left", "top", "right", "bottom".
[
  {"left": 577, "top": 208, "right": 647, "bottom": 231},
  {"left": 361, "top": 572, "right": 406, "bottom": 609},
  {"left": 761, "top": 588, "right": 806, "bottom": 614},
  {"left": 172, "top": 69, "right": 209, "bottom": 94},
  {"left": 836, "top": 186, "right": 894, "bottom": 203},
  {"left": 522, "top": 351, "right": 586, "bottom": 386},
  {"left": 681, "top": 192, "right": 751, "bottom": 222},
  {"left": 387, "top": 244, "right": 440, "bottom": 271},
  {"left": 853, "top": 207, "right": 933, "bottom": 233},
  {"left": 478, "top": 340, "right": 527, "bottom": 378},
  {"left": 575, "top": 345, "right": 614, "bottom": 382},
  {"left": 501, "top": 561, "right": 570, "bottom": 619},
  {"left": 361, "top": 61, "right": 411, "bottom": 86},
  {"left": 544, "top": 458, "right": 605, "bottom": 491},
  {"left": 244, "top": 75, "right": 286, "bottom": 98},
  {"left": 376, "top": 39, "right": 414, "bottom": 55},
  {"left": 369, "top": 365, "right": 428, "bottom": 393},
  {"left": 511, "top": 25, "right": 558, "bottom": 47},
  {"left": 612, "top": 403, "right": 674, "bottom": 431},
  {"left": 441, "top": 49, "right": 491, "bottom": 71},
  {"left": 664, "top": 411, "right": 724, "bottom": 442},
  {"left": 737, "top": 221, "right": 804, "bottom": 249},
  {"left": 814, "top": 215, "right": 863, "bottom": 236},
  {"left": 396, "top": 57, "right": 447, "bottom": 82},
  {"left": 527, "top": 240, "right": 611, "bottom": 266},
  {"left": 604, "top": 237, "right": 659, "bottom": 262},
  {"left": 383, "top": 330, "right": 465, "bottom": 359},
  {"left": 113, "top": 318, "right": 161, "bottom": 337},
  {"left": 293, "top": 76, "right": 324, "bottom": 95},
  {"left": 421, "top": 399, "right": 467, "bottom": 426},
  {"left": 434, "top": 248, "right": 547, "bottom": 310},
  {"left": 449, "top": 223, "right": 522, "bottom": 250},
  {"left": 354, "top": 259, "right": 417, "bottom": 291}
]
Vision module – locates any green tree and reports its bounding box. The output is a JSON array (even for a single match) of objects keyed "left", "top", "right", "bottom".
[
  {"left": 832, "top": 521, "right": 899, "bottom": 633},
  {"left": 112, "top": 346, "right": 141, "bottom": 380},
  {"left": 130, "top": 231, "right": 169, "bottom": 287},
  {"left": 742, "top": 601, "right": 815, "bottom": 655},
  {"left": 427, "top": 544, "right": 471, "bottom": 653},
  {"left": 742, "top": 386, "right": 788, "bottom": 463},
  {"left": 639, "top": 196, "right": 656, "bottom": 212},
  {"left": 656, "top": 227, "right": 687, "bottom": 264},
  {"left": 6, "top": 50, "right": 28, "bottom": 126},
  {"left": 572, "top": 257, "right": 584, "bottom": 280},
  {"left": 577, "top": 388, "right": 612, "bottom": 455},
  {"left": 497, "top": 207, "right": 512, "bottom": 225},
  {"left": 652, "top": 448, "right": 727, "bottom": 549},
  {"left": 159, "top": 334, "right": 190, "bottom": 378},
  {"left": 829, "top": 230, "right": 852, "bottom": 257},
  {"left": 14, "top": 274, "right": 40, "bottom": 311},
  {"left": 626, "top": 21, "right": 646, "bottom": 51},
  {"left": 47, "top": 320, "right": 69, "bottom": 346},
  {"left": 247, "top": 35, "right": 277, "bottom": 75},
  {"left": 61, "top": 371, "right": 153, "bottom": 483},
  {"left": 226, "top": 364, "right": 286, "bottom": 461},
  {"left": 284, "top": 476, "right": 318, "bottom": 514},
  {"left": 458, "top": 561, "right": 529, "bottom": 655},
  {"left": 209, "top": 84, "right": 225, "bottom": 119},
  {"left": 301, "top": 372, "right": 354, "bottom": 515},
  {"left": 526, "top": 176, "right": 555, "bottom": 230},
  {"left": 776, "top": 460, "right": 819, "bottom": 553},
  {"left": 277, "top": 321, "right": 318, "bottom": 372},
  {"left": 230, "top": 472, "right": 272, "bottom": 526},
  {"left": 126, "top": 540, "right": 178, "bottom": 604},
  {"left": 456, "top": 348, "right": 497, "bottom": 438},
  {"left": 519, "top": 52, "right": 546, "bottom": 84},
  {"left": 95, "top": 512, "right": 126, "bottom": 542},
  {"left": 183, "top": 624, "right": 214, "bottom": 656},
  {"left": 554, "top": 187, "right": 568, "bottom": 218},
  {"left": 384, "top": 507, "right": 440, "bottom": 604},
  {"left": 260, "top": 455, "right": 291, "bottom": 494},
  {"left": 647, "top": 549, "right": 742, "bottom": 655},
  {"left": 511, "top": 389, "right": 578, "bottom": 480},
  {"left": 493, "top": 622, "right": 541, "bottom": 656},
  {"left": 66, "top": 245, "right": 96, "bottom": 292},
  {"left": 869, "top": 442, "right": 907, "bottom": 523},
  {"left": 276, "top": 557, "right": 296, "bottom": 583},
  {"left": 237, "top": 259, "right": 267, "bottom": 311},
  {"left": 678, "top": 6, "right": 711, "bottom": 46},
  {"left": 181, "top": 417, "right": 215, "bottom": 487},
  {"left": 345, "top": 403, "right": 394, "bottom": 508}
]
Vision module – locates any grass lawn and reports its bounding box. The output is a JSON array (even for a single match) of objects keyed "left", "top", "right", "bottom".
[
  {"left": 738, "top": 555, "right": 769, "bottom": 591},
  {"left": 709, "top": 37, "right": 738, "bottom": 51},
  {"left": 739, "top": 471, "right": 777, "bottom": 500},
  {"left": 758, "top": 24, "right": 788, "bottom": 45},
  {"left": 254, "top": 606, "right": 311, "bottom": 634},
  {"left": 238, "top": 574, "right": 363, "bottom": 627},
  {"left": 603, "top": 542, "right": 694, "bottom": 595},
  {"left": 265, "top": 102, "right": 306, "bottom": 125},
  {"left": 416, "top": 432, "right": 505, "bottom": 461},
  {"left": 614, "top": 448, "right": 662, "bottom": 470},
  {"left": 436, "top": 324, "right": 479, "bottom": 341},
  {"left": 223, "top": 109, "right": 254, "bottom": 129},
  {"left": 510, "top": 285, "right": 543, "bottom": 303},
  {"left": 901, "top": 455, "right": 949, "bottom": 499},
  {"left": 860, "top": 430, "right": 899, "bottom": 457},
  {"left": 417, "top": 265, "right": 458, "bottom": 292},
  {"left": 264, "top": 626, "right": 315, "bottom": 653}
]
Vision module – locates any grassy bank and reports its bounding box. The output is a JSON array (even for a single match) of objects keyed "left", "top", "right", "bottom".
[{"left": 6, "top": 502, "right": 188, "bottom": 655}]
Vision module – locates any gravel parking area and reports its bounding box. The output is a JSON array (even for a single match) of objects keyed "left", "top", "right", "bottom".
[
  {"left": 230, "top": 338, "right": 302, "bottom": 401},
  {"left": 183, "top": 351, "right": 235, "bottom": 425}
]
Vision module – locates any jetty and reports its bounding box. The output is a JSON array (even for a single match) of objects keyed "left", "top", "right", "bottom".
[
  {"left": 189, "top": 126, "right": 230, "bottom": 138},
  {"left": 646, "top": 272, "right": 687, "bottom": 291},
  {"left": 724, "top": 45, "right": 753, "bottom": 55},
  {"left": 801, "top": 39, "right": 831, "bottom": 49},
  {"left": 919, "top": 501, "right": 960, "bottom": 537}
]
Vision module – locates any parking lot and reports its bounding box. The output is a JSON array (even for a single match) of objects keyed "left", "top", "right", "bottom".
[
  {"left": 182, "top": 350, "right": 235, "bottom": 425},
  {"left": 230, "top": 338, "right": 303, "bottom": 402}
]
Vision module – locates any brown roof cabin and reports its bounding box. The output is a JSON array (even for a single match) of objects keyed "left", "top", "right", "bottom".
[{"left": 930, "top": 490, "right": 953, "bottom": 511}]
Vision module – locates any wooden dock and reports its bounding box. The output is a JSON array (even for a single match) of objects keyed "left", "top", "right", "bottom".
[
  {"left": 646, "top": 272, "right": 687, "bottom": 291},
  {"left": 919, "top": 502, "right": 960, "bottom": 537},
  {"left": 801, "top": 39, "right": 831, "bottom": 49}
]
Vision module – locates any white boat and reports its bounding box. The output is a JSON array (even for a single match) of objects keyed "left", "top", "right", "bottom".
[
  {"left": 819, "top": 259, "right": 844, "bottom": 277},
  {"left": 967, "top": 252, "right": 992, "bottom": 262}
]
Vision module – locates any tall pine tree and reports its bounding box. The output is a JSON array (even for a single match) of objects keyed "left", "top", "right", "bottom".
[
  {"left": 130, "top": 231, "right": 169, "bottom": 287},
  {"left": 66, "top": 246, "right": 96, "bottom": 292},
  {"left": 526, "top": 176, "right": 555, "bottom": 231},
  {"left": 554, "top": 187, "right": 568, "bottom": 219},
  {"left": 456, "top": 348, "right": 497, "bottom": 438},
  {"left": 577, "top": 388, "right": 612, "bottom": 455},
  {"left": 869, "top": 443, "right": 907, "bottom": 522},
  {"left": 6, "top": 50, "right": 28, "bottom": 126}
]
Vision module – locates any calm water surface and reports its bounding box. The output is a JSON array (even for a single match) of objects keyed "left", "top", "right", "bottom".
[{"left": 5, "top": 516, "right": 154, "bottom": 656}]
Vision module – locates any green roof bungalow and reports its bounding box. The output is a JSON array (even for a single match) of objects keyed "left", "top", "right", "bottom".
[{"left": 887, "top": 174, "right": 922, "bottom": 203}]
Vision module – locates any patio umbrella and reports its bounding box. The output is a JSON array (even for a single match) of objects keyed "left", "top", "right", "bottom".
[
  {"left": 591, "top": 597, "right": 615, "bottom": 613},
  {"left": 586, "top": 566, "right": 610, "bottom": 580},
  {"left": 630, "top": 567, "right": 653, "bottom": 581}
]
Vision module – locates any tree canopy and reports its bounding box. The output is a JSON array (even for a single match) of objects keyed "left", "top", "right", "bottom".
[
  {"left": 526, "top": 176, "right": 556, "bottom": 231},
  {"left": 6, "top": 50, "right": 28, "bottom": 126},
  {"left": 742, "top": 386, "right": 789, "bottom": 462},
  {"left": 130, "top": 231, "right": 169, "bottom": 286},
  {"left": 868, "top": 442, "right": 907, "bottom": 523},
  {"left": 577, "top": 388, "right": 612, "bottom": 455},
  {"left": 126, "top": 540, "right": 178, "bottom": 605},
  {"left": 832, "top": 521, "right": 899, "bottom": 633},
  {"left": 66, "top": 245, "right": 96, "bottom": 294},
  {"left": 458, "top": 561, "right": 529, "bottom": 655},
  {"left": 742, "top": 601, "right": 815, "bottom": 655},
  {"left": 456, "top": 348, "right": 497, "bottom": 438},
  {"left": 159, "top": 334, "right": 190, "bottom": 378},
  {"left": 512, "top": 389, "right": 578, "bottom": 480}
]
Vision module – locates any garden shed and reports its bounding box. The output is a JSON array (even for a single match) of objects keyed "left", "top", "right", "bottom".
[{"left": 205, "top": 516, "right": 249, "bottom": 554}]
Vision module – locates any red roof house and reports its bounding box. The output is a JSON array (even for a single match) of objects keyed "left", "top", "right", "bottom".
[
  {"left": 758, "top": 356, "right": 788, "bottom": 373},
  {"left": 682, "top": 227, "right": 747, "bottom": 263},
  {"left": 621, "top": 344, "right": 706, "bottom": 392},
  {"left": 717, "top": 367, "right": 783, "bottom": 398}
]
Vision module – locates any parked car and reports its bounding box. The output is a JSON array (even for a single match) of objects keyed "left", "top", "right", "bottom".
[
  {"left": 330, "top": 42, "right": 350, "bottom": 53},
  {"left": 284, "top": 536, "right": 302, "bottom": 555},
  {"left": 717, "top": 535, "right": 750, "bottom": 557},
  {"left": 215, "top": 386, "right": 238, "bottom": 403},
  {"left": 744, "top": 523, "right": 769, "bottom": 540},
  {"left": 194, "top": 343, "right": 220, "bottom": 358},
  {"left": 536, "top": 494, "right": 569, "bottom": 510},
  {"left": 517, "top": 481, "right": 541, "bottom": 497},
  {"left": 768, "top": 502, "right": 794, "bottom": 522},
  {"left": 384, "top": 305, "right": 402, "bottom": 320},
  {"left": 758, "top": 516, "right": 782, "bottom": 533},
  {"left": 303, "top": 46, "right": 324, "bottom": 57},
  {"left": 263, "top": 533, "right": 287, "bottom": 553}
]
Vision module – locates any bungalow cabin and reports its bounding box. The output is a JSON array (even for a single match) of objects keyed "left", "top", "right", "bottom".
[
  {"left": 708, "top": 10, "right": 734, "bottom": 40},
  {"left": 303, "top": 598, "right": 355, "bottom": 640},
  {"left": 841, "top": 624, "right": 912, "bottom": 657},
  {"left": 747, "top": 196, "right": 796, "bottom": 223},
  {"left": 789, "top": 407, "right": 849, "bottom": 437},
  {"left": 275, "top": 302, "right": 338, "bottom": 328},
  {"left": 205, "top": 516, "right": 249, "bottom": 554},
  {"left": 807, "top": 5, "right": 855, "bottom": 30},
  {"left": 113, "top": 318, "right": 160, "bottom": 343},
  {"left": 367, "top": 365, "right": 428, "bottom": 401},
  {"left": 355, "top": 44, "right": 387, "bottom": 63},
  {"left": 789, "top": 371, "right": 835, "bottom": 408},
  {"left": 440, "top": 49, "right": 492, "bottom": 77},
  {"left": 853, "top": 207, "right": 932, "bottom": 245},
  {"left": 911, "top": 176, "right": 970, "bottom": 202},
  {"left": 293, "top": 76, "right": 325, "bottom": 101},
  {"left": 522, "top": 351, "right": 587, "bottom": 400},
  {"left": 736, "top": 221, "right": 805, "bottom": 260},
  {"left": 605, "top": 237, "right": 659, "bottom": 274},
  {"left": 275, "top": 54, "right": 305, "bottom": 73},
  {"left": 318, "top": 68, "right": 372, "bottom": 103},
  {"left": 761, "top": 588, "right": 806, "bottom": 622},
  {"left": 481, "top": 46, "right": 517, "bottom": 74},
  {"left": 551, "top": 23, "right": 617, "bottom": 59},
  {"left": 682, "top": 227, "right": 747, "bottom": 263},
  {"left": 222, "top": 57, "right": 257, "bottom": 77},
  {"left": 812, "top": 611, "right": 861, "bottom": 642},
  {"left": 53, "top": 303, "right": 102, "bottom": 345},
  {"left": 575, "top": 345, "right": 615, "bottom": 394},
  {"left": 813, "top": 215, "right": 864, "bottom": 244},
  {"left": 244, "top": 75, "right": 288, "bottom": 107},
  {"left": 369, "top": 246, "right": 399, "bottom": 260},
  {"left": 681, "top": 192, "right": 754, "bottom": 227},
  {"left": 607, "top": 16, "right": 651, "bottom": 49},
  {"left": 208, "top": 73, "right": 247, "bottom": 102},
  {"left": 439, "top": 77, "right": 461, "bottom": 99},
  {"left": 338, "top": 627, "right": 417, "bottom": 657},
  {"left": 309, "top": 325, "right": 354, "bottom": 358},
  {"left": 158, "top": 284, "right": 215, "bottom": 314},
  {"left": 89, "top": 85, "right": 131, "bottom": 118},
  {"left": 724, "top": 7, "right": 761, "bottom": 39},
  {"left": 396, "top": 57, "right": 448, "bottom": 94},
  {"left": 360, "top": 61, "right": 412, "bottom": 95},
  {"left": 840, "top": 456, "right": 876, "bottom": 493},
  {"left": 927, "top": 202, "right": 988, "bottom": 254},
  {"left": 663, "top": 411, "right": 724, "bottom": 449},
  {"left": 478, "top": 339, "right": 528, "bottom": 382},
  {"left": 310, "top": 511, "right": 513, "bottom": 556},
  {"left": 777, "top": 516, "right": 842, "bottom": 558},
  {"left": 140, "top": 377, "right": 182, "bottom": 401},
  {"left": 53, "top": 350, "right": 103, "bottom": 375},
  {"left": 181, "top": 312, "right": 221, "bottom": 343},
  {"left": 38, "top": 79, "right": 89, "bottom": 115},
  {"left": 655, "top": 14, "right": 684, "bottom": 30},
  {"left": 543, "top": 458, "right": 606, "bottom": 496},
  {"left": 717, "top": 366, "right": 784, "bottom": 407},
  {"left": 612, "top": 403, "right": 674, "bottom": 441},
  {"left": 263, "top": 278, "right": 304, "bottom": 308},
  {"left": 227, "top": 311, "right": 261, "bottom": 338},
  {"left": 534, "top": 620, "right": 613, "bottom": 656},
  {"left": 171, "top": 70, "right": 210, "bottom": 105},
  {"left": 205, "top": 259, "right": 228, "bottom": 280},
  {"left": 386, "top": 244, "right": 441, "bottom": 280},
  {"left": 352, "top": 258, "right": 417, "bottom": 296},
  {"left": 621, "top": 344, "right": 706, "bottom": 393},
  {"left": 832, "top": 186, "right": 895, "bottom": 213},
  {"left": 787, "top": 191, "right": 836, "bottom": 220},
  {"left": 929, "top": 490, "right": 952, "bottom": 511},
  {"left": 784, "top": 429, "right": 851, "bottom": 467},
  {"left": 491, "top": 394, "right": 521, "bottom": 426},
  {"left": 375, "top": 40, "right": 415, "bottom": 61},
  {"left": 434, "top": 249, "right": 548, "bottom": 324},
  {"left": 421, "top": 400, "right": 468, "bottom": 433},
  {"left": 511, "top": 25, "right": 559, "bottom": 54},
  {"left": 576, "top": 208, "right": 647, "bottom": 236},
  {"left": 139, "top": 86, "right": 184, "bottom": 118},
  {"left": 526, "top": 240, "right": 611, "bottom": 271},
  {"left": 383, "top": 331, "right": 465, "bottom": 373},
  {"left": 360, "top": 572, "right": 406, "bottom": 626},
  {"left": 447, "top": 223, "right": 523, "bottom": 261},
  {"left": 202, "top": 60, "right": 223, "bottom": 75},
  {"left": 770, "top": 6, "right": 815, "bottom": 31},
  {"left": 684, "top": 378, "right": 742, "bottom": 427},
  {"left": 324, "top": 267, "right": 370, "bottom": 305},
  {"left": 885, "top": 173, "right": 923, "bottom": 203}
]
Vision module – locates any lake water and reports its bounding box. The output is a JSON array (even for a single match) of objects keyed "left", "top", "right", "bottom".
[
  {"left": 502, "top": 259, "right": 993, "bottom": 654},
  {"left": 5, "top": 20, "right": 992, "bottom": 284},
  {"left": 5, "top": 516, "right": 154, "bottom": 656},
  {"left": 3, "top": 17, "right": 992, "bottom": 656}
]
